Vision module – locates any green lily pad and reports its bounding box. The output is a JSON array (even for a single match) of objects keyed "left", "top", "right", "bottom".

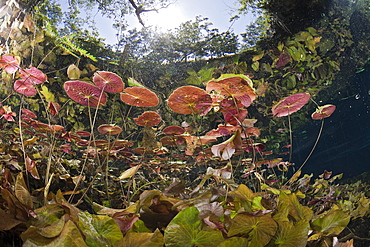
[
  {"left": 164, "top": 207, "right": 224, "bottom": 247},
  {"left": 116, "top": 229, "right": 164, "bottom": 247},
  {"left": 228, "top": 214, "right": 277, "bottom": 247},
  {"left": 273, "top": 220, "right": 309, "bottom": 247},
  {"left": 78, "top": 212, "right": 123, "bottom": 247}
]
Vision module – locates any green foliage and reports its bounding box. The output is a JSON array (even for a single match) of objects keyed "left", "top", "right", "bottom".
[{"left": 164, "top": 207, "right": 224, "bottom": 247}]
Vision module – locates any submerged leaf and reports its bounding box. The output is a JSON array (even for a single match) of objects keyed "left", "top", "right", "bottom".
[
  {"left": 93, "top": 71, "right": 124, "bottom": 93},
  {"left": 116, "top": 229, "right": 164, "bottom": 247},
  {"left": 164, "top": 207, "right": 223, "bottom": 247},
  {"left": 228, "top": 214, "right": 277, "bottom": 247},
  {"left": 310, "top": 207, "right": 350, "bottom": 238},
  {"left": 311, "top": 104, "right": 336, "bottom": 120},
  {"left": 64, "top": 80, "right": 107, "bottom": 107},
  {"left": 167, "top": 86, "right": 209, "bottom": 114},
  {"left": 120, "top": 87, "right": 159, "bottom": 107},
  {"left": 134, "top": 111, "right": 162, "bottom": 126},
  {"left": 272, "top": 93, "right": 310, "bottom": 117},
  {"left": 273, "top": 220, "right": 309, "bottom": 247},
  {"left": 78, "top": 212, "right": 123, "bottom": 247}
]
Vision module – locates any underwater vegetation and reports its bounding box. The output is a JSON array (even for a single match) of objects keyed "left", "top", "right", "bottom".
[
  {"left": 1, "top": 0, "right": 370, "bottom": 246},
  {"left": 0, "top": 51, "right": 369, "bottom": 247}
]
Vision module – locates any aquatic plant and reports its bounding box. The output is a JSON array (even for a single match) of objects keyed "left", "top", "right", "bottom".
[{"left": 0, "top": 5, "right": 368, "bottom": 243}]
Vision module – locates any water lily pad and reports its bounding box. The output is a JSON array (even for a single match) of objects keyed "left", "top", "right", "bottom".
[
  {"left": 167, "top": 86, "right": 209, "bottom": 114},
  {"left": 20, "top": 67, "right": 47, "bottom": 84},
  {"left": 64, "top": 80, "right": 107, "bottom": 107},
  {"left": 98, "top": 124, "right": 122, "bottom": 135},
  {"left": 228, "top": 214, "right": 277, "bottom": 247},
  {"left": 311, "top": 104, "right": 336, "bottom": 120},
  {"left": 93, "top": 71, "right": 124, "bottom": 93},
  {"left": 134, "top": 111, "right": 162, "bottom": 126},
  {"left": 120, "top": 87, "right": 159, "bottom": 107},
  {"left": 164, "top": 207, "right": 223, "bottom": 247},
  {"left": 14, "top": 80, "right": 37, "bottom": 96},
  {"left": 272, "top": 93, "right": 310, "bottom": 117}
]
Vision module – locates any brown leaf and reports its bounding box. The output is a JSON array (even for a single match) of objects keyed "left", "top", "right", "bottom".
[{"left": 0, "top": 208, "right": 23, "bottom": 231}]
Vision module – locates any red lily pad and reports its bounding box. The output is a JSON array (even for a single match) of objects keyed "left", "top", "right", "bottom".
[
  {"left": 14, "top": 80, "right": 37, "bottom": 96},
  {"left": 134, "top": 111, "right": 162, "bottom": 126},
  {"left": 97, "top": 124, "right": 122, "bottom": 135},
  {"left": 311, "top": 104, "right": 336, "bottom": 120},
  {"left": 64, "top": 80, "right": 107, "bottom": 107},
  {"left": 93, "top": 71, "right": 124, "bottom": 93},
  {"left": 160, "top": 136, "right": 186, "bottom": 146},
  {"left": 120, "top": 87, "right": 159, "bottom": 107},
  {"left": 21, "top": 109, "right": 37, "bottom": 119},
  {"left": 75, "top": 131, "right": 91, "bottom": 137},
  {"left": 0, "top": 54, "right": 19, "bottom": 74},
  {"left": 272, "top": 93, "right": 310, "bottom": 117},
  {"left": 90, "top": 139, "right": 109, "bottom": 147},
  {"left": 163, "top": 126, "right": 185, "bottom": 135},
  {"left": 167, "top": 86, "right": 209, "bottom": 114},
  {"left": 20, "top": 67, "right": 47, "bottom": 84},
  {"left": 206, "top": 74, "right": 257, "bottom": 107}
]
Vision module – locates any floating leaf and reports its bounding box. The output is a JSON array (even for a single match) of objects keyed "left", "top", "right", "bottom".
[
  {"left": 311, "top": 104, "right": 336, "bottom": 120},
  {"left": 272, "top": 93, "right": 310, "bottom": 117},
  {"left": 134, "top": 111, "right": 162, "bottom": 126},
  {"left": 167, "top": 86, "right": 209, "bottom": 114},
  {"left": 211, "top": 131, "right": 241, "bottom": 160},
  {"left": 20, "top": 67, "right": 47, "bottom": 84},
  {"left": 64, "top": 80, "right": 107, "bottom": 107},
  {"left": 120, "top": 87, "right": 159, "bottom": 107},
  {"left": 93, "top": 71, "right": 124, "bottom": 93},
  {"left": 21, "top": 109, "right": 37, "bottom": 119},
  {"left": 14, "top": 80, "right": 37, "bottom": 96},
  {"left": 163, "top": 126, "right": 185, "bottom": 135},
  {"left": 0, "top": 54, "right": 20, "bottom": 74},
  {"left": 97, "top": 124, "right": 122, "bottom": 135},
  {"left": 206, "top": 74, "right": 257, "bottom": 107}
]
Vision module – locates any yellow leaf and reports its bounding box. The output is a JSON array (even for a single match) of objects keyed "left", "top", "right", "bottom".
[
  {"left": 67, "top": 64, "right": 81, "bottom": 79},
  {"left": 23, "top": 136, "right": 38, "bottom": 147},
  {"left": 40, "top": 85, "right": 55, "bottom": 102},
  {"left": 252, "top": 52, "right": 264, "bottom": 61},
  {"left": 32, "top": 152, "right": 42, "bottom": 159},
  {"left": 119, "top": 165, "right": 141, "bottom": 180}
]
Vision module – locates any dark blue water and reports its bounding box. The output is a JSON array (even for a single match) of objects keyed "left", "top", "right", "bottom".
[{"left": 291, "top": 70, "right": 370, "bottom": 179}]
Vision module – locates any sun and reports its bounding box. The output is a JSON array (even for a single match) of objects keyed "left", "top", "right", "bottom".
[{"left": 144, "top": 5, "right": 187, "bottom": 30}]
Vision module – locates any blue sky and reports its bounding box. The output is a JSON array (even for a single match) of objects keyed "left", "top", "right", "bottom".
[{"left": 86, "top": 0, "right": 256, "bottom": 45}]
